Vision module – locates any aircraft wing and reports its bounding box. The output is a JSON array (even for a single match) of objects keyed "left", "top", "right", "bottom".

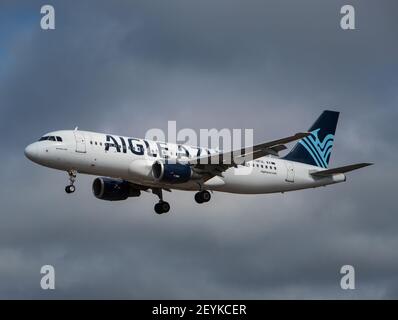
[
  {"left": 189, "top": 132, "right": 310, "bottom": 167},
  {"left": 310, "top": 163, "right": 373, "bottom": 177}
]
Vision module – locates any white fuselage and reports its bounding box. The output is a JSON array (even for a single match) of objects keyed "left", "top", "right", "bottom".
[{"left": 24, "top": 130, "right": 346, "bottom": 194}]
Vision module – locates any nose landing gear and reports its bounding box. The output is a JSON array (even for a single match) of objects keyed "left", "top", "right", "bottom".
[
  {"left": 65, "top": 170, "right": 77, "bottom": 194},
  {"left": 65, "top": 185, "right": 75, "bottom": 194}
]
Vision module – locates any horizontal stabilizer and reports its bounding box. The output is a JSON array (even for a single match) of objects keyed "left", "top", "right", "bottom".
[{"left": 310, "top": 163, "right": 373, "bottom": 177}]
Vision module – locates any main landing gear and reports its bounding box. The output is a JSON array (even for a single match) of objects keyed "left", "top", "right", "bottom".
[
  {"left": 195, "top": 190, "right": 211, "bottom": 204},
  {"left": 151, "top": 189, "right": 211, "bottom": 214},
  {"left": 152, "top": 188, "right": 170, "bottom": 214},
  {"left": 154, "top": 201, "right": 170, "bottom": 214},
  {"left": 65, "top": 170, "right": 77, "bottom": 194}
]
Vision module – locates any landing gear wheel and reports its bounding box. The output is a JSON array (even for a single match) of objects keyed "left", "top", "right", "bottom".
[
  {"left": 154, "top": 201, "right": 170, "bottom": 214},
  {"left": 154, "top": 203, "right": 162, "bottom": 214},
  {"left": 160, "top": 201, "right": 170, "bottom": 213},
  {"left": 65, "top": 185, "right": 75, "bottom": 194},
  {"left": 195, "top": 192, "right": 204, "bottom": 204},
  {"left": 195, "top": 190, "right": 211, "bottom": 204},
  {"left": 201, "top": 190, "right": 211, "bottom": 202},
  {"left": 65, "top": 170, "right": 77, "bottom": 194}
]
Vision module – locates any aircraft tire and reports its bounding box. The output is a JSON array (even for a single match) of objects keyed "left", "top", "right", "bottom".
[
  {"left": 201, "top": 190, "right": 211, "bottom": 202},
  {"left": 155, "top": 201, "right": 170, "bottom": 214},
  {"left": 195, "top": 192, "right": 204, "bottom": 204}
]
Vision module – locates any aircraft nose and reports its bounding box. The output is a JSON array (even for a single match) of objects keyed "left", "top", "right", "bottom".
[{"left": 24, "top": 143, "right": 39, "bottom": 162}]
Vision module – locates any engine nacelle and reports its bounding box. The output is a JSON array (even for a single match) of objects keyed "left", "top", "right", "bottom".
[
  {"left": 128, "top": 159, "right": 154, "bottom": 181},
  {"left": 92, "top": 177, "right": 141, "bottom": 201},
  {"left": 152, "top": 161, "right": 193, "bottom": 184}
]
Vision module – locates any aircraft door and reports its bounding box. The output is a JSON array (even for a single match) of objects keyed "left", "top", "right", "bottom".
[
  {"left": 285, "top": 161, "right": 295, "bottom": 182},
  {"left": 74, "top": 129, "right": 86, "bottom": 153}
]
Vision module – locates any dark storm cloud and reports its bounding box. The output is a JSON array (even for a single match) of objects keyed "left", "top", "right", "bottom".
[{"left": 0, "top": 0, "right": 397, "bottom": 298}]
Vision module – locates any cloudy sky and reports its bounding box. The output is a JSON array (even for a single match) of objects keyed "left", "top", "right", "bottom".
[{"left": 0, "top": 0, "right": 397, "bottom": 299}]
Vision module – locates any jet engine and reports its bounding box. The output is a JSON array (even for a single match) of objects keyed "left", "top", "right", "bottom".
[
  {"left": 152, "top": 161, "right": 194, "bottom": 184},
  {"left": 92, "top": 177, "right": 141, "bottom": 201}
]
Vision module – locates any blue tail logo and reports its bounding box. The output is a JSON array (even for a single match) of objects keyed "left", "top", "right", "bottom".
[
  {"left": 282, "top": 110, "right": 339, "bottom": 168},
  {"left": 298, "top": 129, "right": 334, "bottom": 168}
]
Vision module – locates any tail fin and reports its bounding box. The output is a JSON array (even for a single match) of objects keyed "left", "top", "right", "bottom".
[{"left": 283, "top": 110, "right": 339, "bottom": 168}]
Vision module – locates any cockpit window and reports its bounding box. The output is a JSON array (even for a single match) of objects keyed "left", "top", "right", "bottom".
[{"left": 38, "top": 136, "right": 62, "bottom": 142}]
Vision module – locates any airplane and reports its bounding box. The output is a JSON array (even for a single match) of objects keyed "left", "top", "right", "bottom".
[{"left": 24, "top": 110, "right": 372, "bottom": 214}]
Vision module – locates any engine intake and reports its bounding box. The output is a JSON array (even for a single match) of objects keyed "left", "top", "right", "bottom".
[
  {"left": 152, "top": 161, "right": 192, "bottom": 184},
  {"left": 92, "top": 177, "right": 141, "bottom": 201}
]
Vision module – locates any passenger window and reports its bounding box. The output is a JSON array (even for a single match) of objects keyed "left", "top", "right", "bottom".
[
  {"left": 90, "top": 141, "right": 93, "bottom": 145},
  {"left": 95, "top": 142, "right": 98, "bottom": 145}
]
